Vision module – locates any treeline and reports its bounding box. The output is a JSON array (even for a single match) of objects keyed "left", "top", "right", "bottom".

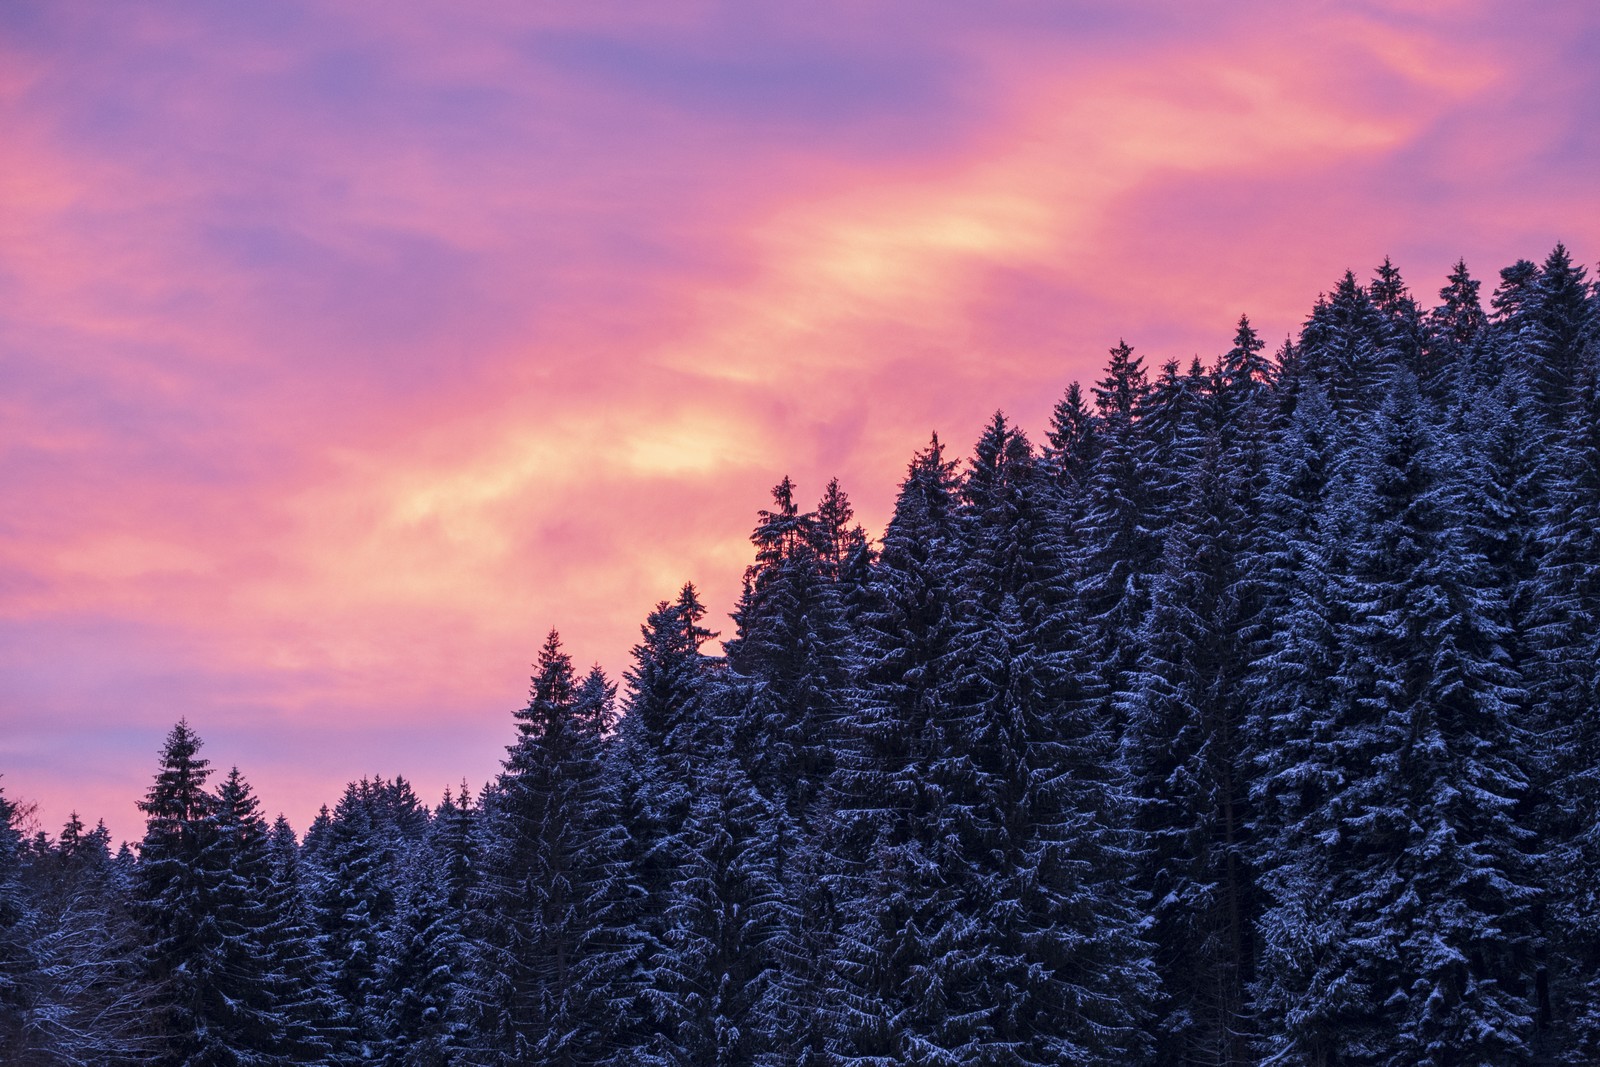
[{"left": 2, "top": 245, "right": 1599, "bottom": 1065}]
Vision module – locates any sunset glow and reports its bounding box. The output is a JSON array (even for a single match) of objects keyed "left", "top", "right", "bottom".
[{"left": 3, "top": 1, "right": 1598, "bottom": 840}]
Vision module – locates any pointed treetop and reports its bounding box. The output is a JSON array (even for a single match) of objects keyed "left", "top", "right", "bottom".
[
  {"left": 138, "top": 719, "right": 213, "bottom": 825},
  {"left": 575, "top": 664, "right": 617, "bottom": 734},
  {"left": 1094, "top": 340, "right": 1150, "bottom": 420},
  {"left": 1492, "top": 258, "right": 1540, "bottom": 321},
  {"left": 519, "top": 629, "right": 578, "bottom": 735},
  {"left": 812, "top": 477, "right": 866, "bottom": 578},
  {"left": 752, "top": 475, "right": 813, "bottom": 566},
  {"left": 676, "top": 581, "right": 719, "bottom": 650},
  {"left": 966, "top": 410, "right": 1034, "bottom": 504},
  {"left": 1370, "top": 256, "right": 1409, "bottom": 309},
  {"left": 888, "top": 431, "right": 962, "bottom": 540}
]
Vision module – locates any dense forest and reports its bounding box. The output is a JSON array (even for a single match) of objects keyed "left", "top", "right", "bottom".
[{"left": 3, "top": 245, "right": 1599, "bottom": 1065}]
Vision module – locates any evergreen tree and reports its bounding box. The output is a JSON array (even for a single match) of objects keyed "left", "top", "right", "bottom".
[
  {"left": 1424, "top": 259, "right": 1489, "bottom": 399},
  {"left": 653, "top": 751, "right": 793, "bottom": 1067},
  {"left": 379, "top": 876, "right": 472, "bottom": 1066},
  {"left": 1122, "top": 441, "right": 1258, "bottom": 1066},
  {"left": 136, "top": 725, "right": 298, "bottom": 1065},
  {"left": 309, "top": 779, "right": 399, "bottom": 1059},
  {"left": 827, "top": 433, "right": 968, "bottom": 1065},
  {"left": 938, "top": 592, "right": 1156, "bottom": 1064},
  {"left": 134, "top": 720, "right": 220, "bottom": 1065},
  {"left": 264, "top": 815, "right": 344, "bottom": 1063},
  {"left": 1298, "top": 271, "right": 1389, "bottom": 416},
  {"left": 0, "top": 782, "right": 33, "bottom": 1060},
  {"left": 205, "top": 768, "right": 294, "bottom": 1059},
  {"left": 1079, "top": 340, "right": 1160, "bottom": 728},
  {"left": 1043, "top": 380, "right": 1102, "bottom": 489},
  {"left": 1371, "top": 257, "right": 1426, "bottom": 389},
  {"left": 1256, "top": 378, "right": 1541, "bottom": 1065},
  {"left": 725, "top": 479, "right": 853, "bottom": 827},
  {"left": 471, "top": 631, "right": 636, "bottom": 1066},
  {"left": 612, "top": 596, "right": 716, "bottom": 1059},
  {"left": 1524, "top": 244, "right": 1594, "bottom": 420},
  {"left": 1529, "top": 372, "right": 1600, "bottom": 1058},
  {"left": 1138, "top": 358, "right": 1210, "bottom": 528},
  {"left": 14, "top": 811, "right": 160, "bottom": 1063}
]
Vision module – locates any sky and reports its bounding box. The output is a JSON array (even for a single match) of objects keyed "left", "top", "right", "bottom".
[{"left": 2, "top": 1, "right": 1598, "bottom": 843}]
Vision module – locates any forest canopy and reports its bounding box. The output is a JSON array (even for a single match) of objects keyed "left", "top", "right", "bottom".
[{"left": 3, "top": 246, "right": 1599, "bottom": 1065}]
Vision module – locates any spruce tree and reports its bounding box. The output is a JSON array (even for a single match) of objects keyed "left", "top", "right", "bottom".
[
  {"left": 0, "top": 782, "right": 32, "bottom": 1060},
  {"left": 134, "top": 720, "right": 221, "bottom": 1065},
  {"left": 1529, "top": 371, "right": 1600, "bottom": 1058},
  {"left": 1122, "top": 443, "right": 1258, "bottom": 1067},
  {"left": 379, "top": 876, "right": 472, "bottom": 1066},
  {"left": 205, "top": 768, "right": 294, "bottom": 1059},
  {"left": 309, "top": 779, "right": 398, "bottom": 1058},
  {"left": 653, "top": 750, "right": 793, "bottom": 1067},
  {"left": 725, "top": 479, "right": 853, "bottom": 828},
  {"left": 1297, "top": 270, "right": 1390, "bottom": 417},
  {"left": 1256, "top": 377, "right": 1541, "bottom": 1065},
  {"left": 827, "top": 433, "right": 967, "bottom": 1065},
  {"left": 612, "top": 596, "right": 714, "bottom": 1059},
  {"left": 1424, "top": 259, "right": 1489, "bottom": 399},
  {"left": 1079, "top": 341, "right": 1159, "bottom": 729},
  {"left": 16, "top": 811, "right": 159, "bottom": 1062},
  {"left": 940, "top": 591, "right": 1156, "bottom": 1065},
  {"left": 264, "top": 815, "right": 344, "bottom": 1063},
  {"left": 471, "top": 631, "right": 635, "bottom": 1066}
]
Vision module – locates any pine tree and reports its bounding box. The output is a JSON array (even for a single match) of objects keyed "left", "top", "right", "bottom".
[
  {"left": 1424, "top": 259, "right": 1489, "bottom": 399},
  {"left": 827, "top": 433, "right": 967, "bottom": 1065},
  {"left": 1122, "top": 441, "right": 1258, "bottom": 1066},
  {"left": 725, "top": 479, "right": 853, "bottom": 827},
  {"left": 1529, "top": 371, "right": 1600, "bottom": 1059},
  {"left": 471, "top": 631, "right": 636, "bottom": 1066},
  {"left": 653, "top": 750, "right": 794, "bottom": 1067},
  {"left": 0, "top": 781, "right": 33, "bottom": 1060},
  {"left": 309, "top": 779, "right": 399, "bottom": 1059},
  {"left": 1256, "top": 377, "right": 1541, "bottom": 1065}
]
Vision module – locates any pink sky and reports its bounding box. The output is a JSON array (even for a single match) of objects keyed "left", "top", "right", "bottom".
[{"left": 3, "top": 1, "right": 1597, "bottom": 842}]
